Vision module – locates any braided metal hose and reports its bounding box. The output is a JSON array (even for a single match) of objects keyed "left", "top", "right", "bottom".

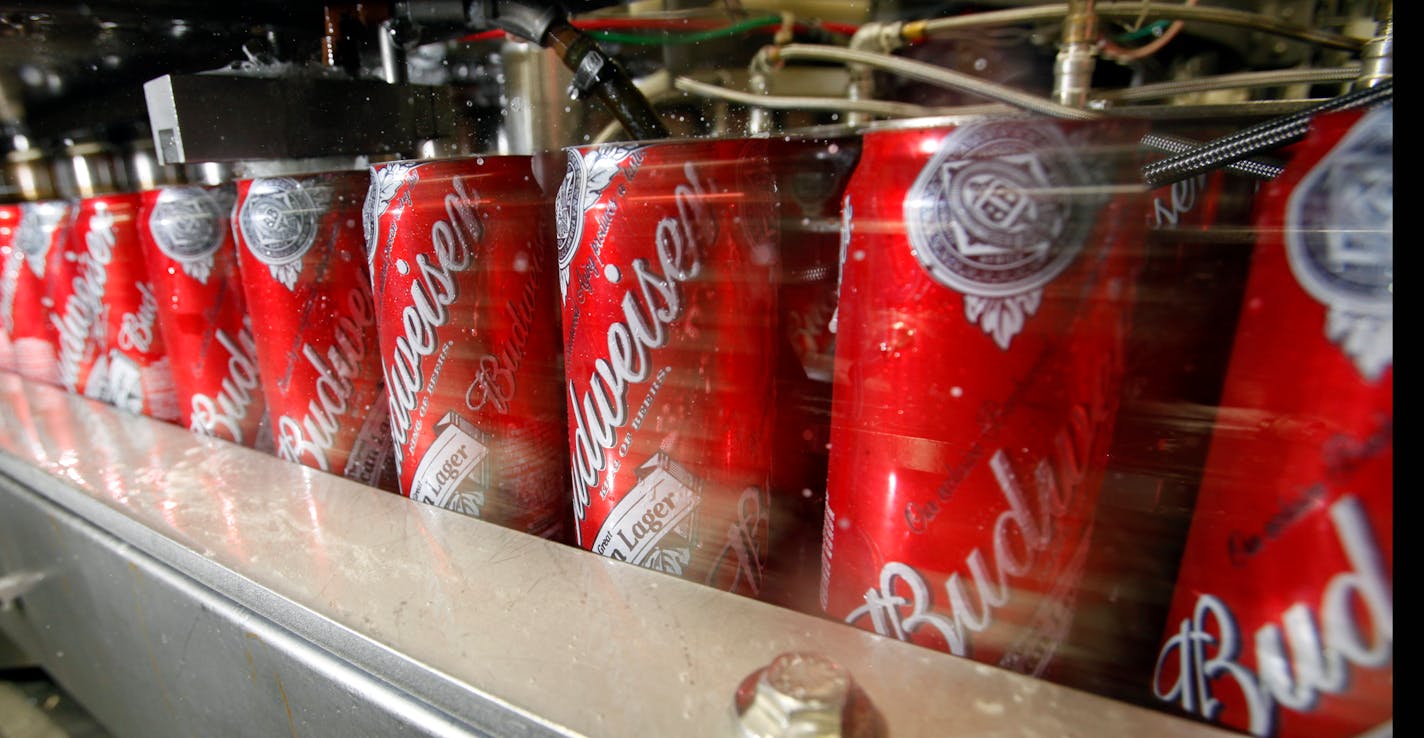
[
  {"left": 1140, "top": 132, "right": 1283, "bottom": 180},
  {"left": 1142, "top": 80, "right": 1393, "bottom": 187}
]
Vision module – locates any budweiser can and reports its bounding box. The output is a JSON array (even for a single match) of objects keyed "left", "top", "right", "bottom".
[
  {"left": 47, "top": 193, "right": 119, "bottom": 400},
  {"left": 1151, "top": 107, "right": 1393, "bottom": 738},
  {"left": 83, "top": 191, "right": 181, "bottom": 420},
  {"left": 761, "top": 134, "right": 861, "bottom": 612},
  {"left": 365, "top": 155, "right": 567, "bottom": 536},
  {"left": 819, "top": 117, "right": 1146, "bottom": 676},
  {"left": 1, "top": 200, "right": 69, "bottom": 384},
  {"left": 1065, "top": 158, "right": 1262, "bottom": 702},
  {"left": 233, "top": 169, "right": 397, "bottom": 489},
  {"left": 139, "top": 181, "right": 273, "bottom": 448},
  {"left": 557, "top": 138, "right": 779, "bottom": 594}
]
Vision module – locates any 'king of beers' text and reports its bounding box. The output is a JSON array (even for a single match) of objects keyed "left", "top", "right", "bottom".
[
  {"left": 383, "top": 177, "right": 481, "bottom": 467},
  {"left": 568, "top": 162, "right": 715, "bottom": 526}
]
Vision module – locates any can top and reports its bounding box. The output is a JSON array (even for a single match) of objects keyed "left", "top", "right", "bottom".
[
  {"left": 858, "top": 110, "right": 1039, "bottom": 135},
  {"left": 232, "top": 155, "right": 375, "bottom": 180},
  {"left": 56, "top": 140, "right": 122, "bottom": 198}
]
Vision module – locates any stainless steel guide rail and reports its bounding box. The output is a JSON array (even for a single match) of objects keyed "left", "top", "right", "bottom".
[{"left": 0, "top": 372, "right": 1236, "bottom": 738}]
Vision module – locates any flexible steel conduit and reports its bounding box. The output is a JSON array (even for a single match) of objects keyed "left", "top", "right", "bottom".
[{"left": 1142, "top": 80, "right": 1392, "bottom": 187}]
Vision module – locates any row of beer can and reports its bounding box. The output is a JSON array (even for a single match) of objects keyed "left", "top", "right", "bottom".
[{"left": 0, "top": 106, "right": 1391, "bottom": 738}]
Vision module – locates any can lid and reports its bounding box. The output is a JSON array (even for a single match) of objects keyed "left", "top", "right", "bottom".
[
  {"left": 859, "top": 108, "right": 1037, "bottom": 135},
  {"left": 56, "top": 140, "right": 122, "bottom": 198},
  {"left": 233, "top": 155, "right": 374, "bottom": 179}
]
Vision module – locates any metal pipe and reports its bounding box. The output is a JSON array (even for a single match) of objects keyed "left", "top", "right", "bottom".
[
  {"left": 379, "top": 19, "right": 408, "bottom": 84},
  {"left": 1092, "top": 66, "right": 1363, "bottom": 104},
  {"left": 767, "top": 44, "right": 1101, "bottom": 120},
  {"left": 1054, "top": 0, "right": 1097, "bottom": 108},
  {"left": 674, "top": 76, "right": 974, "bottom": 119},
  {"left": 913, "top": 3, "right": 1364, "bottom": 51},
  {"left": 1357, "top": 5, "right": 1393, "bottom": 89},
  {"left": 842, "top": 21, "right": 906, "bottom": 127}
]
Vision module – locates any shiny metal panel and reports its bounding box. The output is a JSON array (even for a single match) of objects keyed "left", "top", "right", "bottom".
[{"left": 0, "top": 374, "right": 1238, "bottom": 738}]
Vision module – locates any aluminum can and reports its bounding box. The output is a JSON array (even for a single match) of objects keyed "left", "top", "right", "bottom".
[
  {"left": 0, "top": 201, "right": 69, "bottom": 384},
  {"left": 233, "top": 170, "right": 397, "bottom": 489},
  {"left": 556, "top": 138, "right": 779, "bottom": 594},
  {"left": 1151, "top": 107, "right": 1393, "bottom": 738},
  {"left": 820, "top": 117, "right": 1146, "bottom": 676},
  {"left": 73, "top": 192, "right": 182, "bottom": 420},
  {"left": 1065, "top": 161, "right": 1261, "bottom": 702},
  {"left": 139, "top": 184, "right": 273, "bottom": 448},
  {"left": 47, "top": 195, "right": 121, "bottom": 400},
  {"left": 761, "top": 134, "right": 860, "bottom": 612},
  {"left": 365, "top": 155, "right": 567, "bottom": 537}
]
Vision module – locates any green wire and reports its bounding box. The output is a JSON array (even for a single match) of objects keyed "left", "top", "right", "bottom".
[
  {"left": 587, "top": 16, "right": 782, "bottom": 46},
  {"left": 1114, "top": 20, "right": 1172, "bottom": 43}
]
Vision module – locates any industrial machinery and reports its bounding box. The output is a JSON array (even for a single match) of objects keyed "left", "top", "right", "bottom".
[{"left": 0, "top": 2, "right": 1393, "bottom": 737}]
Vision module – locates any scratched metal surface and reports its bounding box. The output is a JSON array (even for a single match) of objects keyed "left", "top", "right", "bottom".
[{"left": 0, "top": 373, "right": 1238, "bottom": 738}]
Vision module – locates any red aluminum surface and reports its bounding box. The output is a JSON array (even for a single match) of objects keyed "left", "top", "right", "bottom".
[
  {"left": 234, "top": 170, "right": 396, "bottom": 489},
  {"left": 1152, "top": 107, "right": 1393, "bottom": 738},
  {"left": 0, "top": 201, "right": 69, "bottom": 384},
  {"left": 820, "top": 118, "right": 1146, "bottom": 677},
  {"left": 366, "top": 155, "right": 567, "bottom": 537},
  {"left": 140, "top": 184, "right": 272, "bottom": 448},
  {"left": 557, "top": 138, "right": 779, "bottom": 595}
]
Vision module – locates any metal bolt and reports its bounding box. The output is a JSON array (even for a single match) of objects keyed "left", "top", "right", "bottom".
[{"left": 735, "top": 652, "right": 885, "bottom": 738}]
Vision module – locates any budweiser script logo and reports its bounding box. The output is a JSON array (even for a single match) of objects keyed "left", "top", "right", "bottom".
[
  {"left": 53, "top": 210, "right": 115, "bottom": 392},
  {"left": 1153, "top": 496, "right": 1392, "bottom": 738},
  {"left": 276, "top": 286, "right": 377, "bottom": 471},
  {"left": 568, "top": 162, "right": 716, "bottom": 533},
  {"left": 843, "top": 346, "right": 1114, "bottom": 662},
  {"left": 382, "top": 176, "right": 482, "bottom": 468},
  {"left": 117, "top": 281, "right": 159, "bottom": 354},
  {"left": 190, "top": 316, "right": 263, "bottom": 444},
  {"left": 465, "top": 240, "right": 544, "bottom": 417}
]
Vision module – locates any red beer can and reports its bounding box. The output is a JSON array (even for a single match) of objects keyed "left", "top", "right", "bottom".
[
  {"left": 80, "top": 191, "right": 182, "bottom": 421},
  {"left": 365, "top": 155, "right": 567, "bottom": 537},
  {"left": 0, "top": 201, "right": 69, "bottom": 384},
  {"left": 1063, "top": 163, "right": 1260, "bottom": 703},
  {"left": 820, "top": 117, "right": 1146, "bottom": 677},
  {"left": 139, "top": 182, "right": 273, "bottom": 448},
  {"left": 48, "top": 194, "right": 120, "bottom": 400},
  {"left": 233, "top": 169, "right": 397, "bottom": 489},
  {"left": 557, "top": 138, "right": 779, "bottom": 595},
  {"left": 1151, "top": 107, "right": 1392, "bottom": 738}
]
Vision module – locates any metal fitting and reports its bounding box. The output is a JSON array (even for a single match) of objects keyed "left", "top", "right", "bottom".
[{"left": 734, "top": 652, "right": 885, "bottom": 738}]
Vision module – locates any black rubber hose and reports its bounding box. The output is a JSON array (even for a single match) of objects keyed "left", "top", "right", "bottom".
[
  {"left": 546, "top": 20, "right": 669, "bottom": 141},
  {"left": 1142, "top": 80, "right": 1393, "bottom": 187}
]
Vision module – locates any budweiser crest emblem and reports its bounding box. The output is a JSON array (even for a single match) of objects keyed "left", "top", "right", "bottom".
[
  {"left": 363, "top": 161, "right": 418, "bottom": 262},
  {"left": 16, "top": 202, "right": 66, "bottom": 279},
  {"left": 904, "top": 122, "right": 1093, "bottom": 349},
  {"left": 1286, "top": 105, "right": 1393, "bottom": 381},
  {"left": 592, "top": 451, "right": 701, "bottom": 576},
  {"left": 554, "top": 144, "right": 643, "bottom": 303},
  {"left": 149, "top": 186, "right": 234, "bottom": 284},
  {"left": 238, "top": 177, "right": 327, "bottom": 290}
]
